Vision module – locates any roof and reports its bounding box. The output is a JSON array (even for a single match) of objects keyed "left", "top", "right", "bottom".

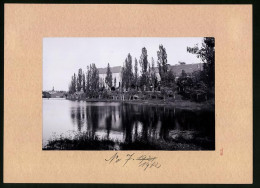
[
  {"left": 98, "top": 66, "right": 122, "bottom": 74},
  {"left": 97, "top": 63, "right": 202, "bottom": 76},
  {"left": 170, "top": 63, "right": 203, "bottom": 76},
  {"left": 155, "top": 63, "right": 203, "bottom": 76}
]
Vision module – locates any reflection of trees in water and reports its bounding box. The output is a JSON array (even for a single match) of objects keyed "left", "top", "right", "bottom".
[
  {"left": 70, "top": 107, "right": 83, "bottom": 132},
  {"left": 139, "top": 106, "right": 150, "bottom": 141},
  {"left": 120, "top": 104, "right": 173, "bottom": 143},
  {"left": 121, "top": 104, "right": 134, "bottom": 143},
  {"left": 149, "top": 106, "right": 159, "bottom": 139},
  {"left": 159, "top": 107, "right": 173, "bottom": 141},
  {"left": 133, "top": 122, "right": 139, "bottom": 141},
  {"left": 76, "top": 107, "right": 82, "bottom": 131},
  {"left": 176, "top": 110, "right": 193, "bottom": 130},
  {"left": 113, "top": 106, "right": 116, "bottom": 122},
  {"left": 90, "top": 106, "right": 99, "bottom": 138},
  {"left": 70, "top": 104, "right": 120, "bottom": 139},
  {"left": 70, "top": 104, "right": 86, "bottom": 132},
  {"left": 82, "top": 107, "right": 85, "bottom": 120},
  {"left": 120, "top": 104, "right": 165, "bottom": 143},
  {"left": 174, "top": 109, "right": 212, "bottom": 132},
  {"left": 70, "top": 108, "right": 76, "bottom": 125},
  {"left": 68, "top": 102, "right": 214, "bottom": 144},
  {"left": 105, "top": 111, "right": 112, "bottom": 139},
  {"left": 181, "top": 110, "right": 215, "bottom": 137},
  {"left": 85, "top": 106, "right": 92, "bottom": 137},
  {"left": 76, "top": 106, "right": 86, "bottom": 132}
]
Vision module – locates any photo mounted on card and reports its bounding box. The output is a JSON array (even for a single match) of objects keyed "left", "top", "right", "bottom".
[{"left": 4, "top": 4, "right": 252, "bottom": 184}]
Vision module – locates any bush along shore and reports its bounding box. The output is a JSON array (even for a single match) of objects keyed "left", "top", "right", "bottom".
[{"left": 43, "top": 131, "right": 214, "bottom": 150}]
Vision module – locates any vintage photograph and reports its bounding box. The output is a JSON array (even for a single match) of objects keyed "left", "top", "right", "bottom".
[{"left": 42, "top": 37, "right": 215, "bottom": 150}]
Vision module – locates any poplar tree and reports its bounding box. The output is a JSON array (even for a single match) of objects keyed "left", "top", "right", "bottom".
[
  {"left": 82, "top": 72, "right": 86, "bottom": 92},
  {"left": 139, "top": 47, "right": 149, "bottom": 90},
  {"left": 121, "top": 53, "right": 134, "bottom": 90},
  {"left": 157, "top": 45, "right": 168, "bottom": 81},
  {"left": 134, "top": 58, "right": 139, "bottom": 88},
  {"left": 105, "top": 63, "right": 113, "bottom": 88},
  {"left": 77, "top": 68, "right": 83, "bottom": 92}
]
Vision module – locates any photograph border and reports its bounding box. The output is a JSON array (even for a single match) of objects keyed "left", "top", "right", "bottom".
[{"left": 42, "top": 37, "right": 216, "bottom": 151}]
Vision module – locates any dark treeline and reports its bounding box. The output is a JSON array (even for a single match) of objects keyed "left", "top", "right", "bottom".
[
  {"left": 69, "top": 63, "right": 100, "bottom": 98},
  {"left": 68, "top": 37, "right": 215, "bottom": 102}
]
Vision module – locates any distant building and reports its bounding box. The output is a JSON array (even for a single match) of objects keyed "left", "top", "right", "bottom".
[
  {"left": 42, "top": 87, "right": 66, "bottom": 98},
  {"left": 49, "top": 92, "right": 65, "bottom": 98},
  {"left": 97, "top": 63, "right": 203, "bottom": 87},
  {"left": 168, "top": 63, "right": 203, "bottom": 79},
  {"left": 98, "top": 66, "right": 122, "bottom": 88},
  {"left": 155, "top": 63, "right": 202, "bottom": 77}
]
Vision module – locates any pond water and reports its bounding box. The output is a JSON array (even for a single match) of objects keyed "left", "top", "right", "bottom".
[{"left": 43, "top": 98, "right": 215, "bottom": 150}]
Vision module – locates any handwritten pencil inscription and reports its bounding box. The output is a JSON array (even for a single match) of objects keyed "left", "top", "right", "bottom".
[{"left": 105, "top": 153, "right": 161, "bottom": 171}]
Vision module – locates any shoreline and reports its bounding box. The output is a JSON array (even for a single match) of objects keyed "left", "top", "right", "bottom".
[
  {"left": 64, "top": 98, "right": 215, "bottom": 111},
  {"left": 43, "top": 97, "right": 214, "bottom": 111},
  {"left": 122, "top": 100, "right": 214, "bottom": 111}
]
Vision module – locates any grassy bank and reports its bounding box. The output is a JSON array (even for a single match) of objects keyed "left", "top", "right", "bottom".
[{"left": 122, "top": 99, "right": 214, "bottom": 111}]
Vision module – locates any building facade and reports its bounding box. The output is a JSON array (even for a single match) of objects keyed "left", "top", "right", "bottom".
[
  {"left": 98, "top": 63, "right": 203, "bottom": 88},
  {"left": 98, "top": 66, "right": 122, "bottom": 88}
]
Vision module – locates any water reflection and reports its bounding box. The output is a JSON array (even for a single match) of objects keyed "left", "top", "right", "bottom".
[{"left": 68, "top": 102, "right": 214, "bottom": 148}]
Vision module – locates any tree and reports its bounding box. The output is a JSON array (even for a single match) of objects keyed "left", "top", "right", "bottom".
[
  {"left": 134, "top": 58, "right": 139, "bottom": 88},
  {"left": 114, "top": 77, "right": 117, "bottom": 87},
  {"left": 140, "top": 47, "right": 148, "bottom": 74},
  {"left": 105, "top": 63, "right": 113, "bottom": 88},
  {"left": 180, "top": 70, "right": 187, "bottom": 78},
  {"left": 177, "top": 70, "right": 193, "bottom": 95},
  {"left": 121, "top": 66, "right": 125, "bottom": 90},
  {"left": 89, "top": 63, "right": 99, "bottom": 97},
  {"left": 77, "top": 68, "right": 83, "bottom": 92},
  {"left": 150, "top": 57, "right": 158, "bottom": 90},
  {"left": 157, "top": 45, "right": 168, "bottom": 80},
  {"left": 68, "top": 73, "right": 77, "bottom": 94},
  {"left": 121, "top": 53, "right": 134, "bottom": 90},
  {"left": 82, "top": 72, "right": 86, "bottom": 92},
  {"left": 86, "top": 66, "right": 91, "bottom": 95},
  {"left": 147, "top": 62, "right": 152, "bottom": 90},
  {"left": 164, "top": 69, "right": 176, "bottom": 88},
  {"left": 69, "top": 76, "right": 74, "bottom": 94},
  {"left": 139, "top": 47, "right": 149, "bottom": 90},
  {"left": 187, "top": 37, "right": 215, "bottom": 88},
  {"left": 73, "top": 73, "right": 77, "bottom": 92},
  {"left": 156, "top": 45, "right": 175, "bottom": 90}
]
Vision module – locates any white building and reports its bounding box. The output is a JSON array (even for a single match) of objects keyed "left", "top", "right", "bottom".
[
  {"left": 98, "top": 66, "right": 122, "bottom": 88},
  {"left": 98, "top": 63, "right": 203, "bottom": 88}
]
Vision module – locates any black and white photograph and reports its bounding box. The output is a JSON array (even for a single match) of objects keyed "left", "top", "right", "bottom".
[{"left": 42, "top": 37, "right": 215, "bottom": 150}]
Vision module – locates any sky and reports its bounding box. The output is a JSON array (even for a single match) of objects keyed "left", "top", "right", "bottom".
[{"left": 43, "top": 37, "right": 204, "bottom": 91}]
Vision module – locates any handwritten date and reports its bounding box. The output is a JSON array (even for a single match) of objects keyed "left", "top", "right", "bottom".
[{"left": 105, "top": 153, "right": 161, "bottom": 171}]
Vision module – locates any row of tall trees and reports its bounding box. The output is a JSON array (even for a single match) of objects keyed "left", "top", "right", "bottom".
[
  {"left": 120, "top": 45, "right": 175, "bottom": 92},
  {"left": 69, "top": 44, "right": 176, "bottom": 97},
  {"left": 69, "top": 63, "right": 100, "bottom": 97},
  {"left": 68, "top": 38, "right": 214, "bottom": 101}
]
